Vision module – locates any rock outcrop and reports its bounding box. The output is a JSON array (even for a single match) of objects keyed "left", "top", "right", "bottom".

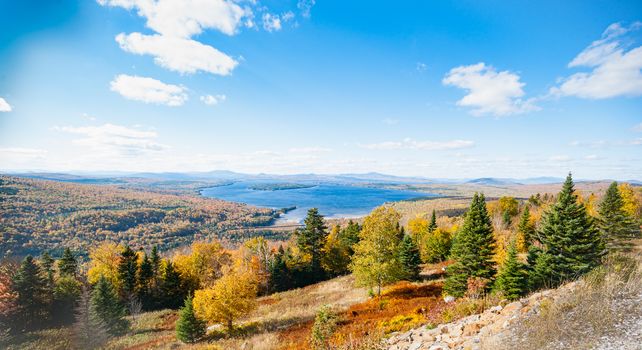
[{"left": 386, "top": 282, "right": 577, "bottom": 350}]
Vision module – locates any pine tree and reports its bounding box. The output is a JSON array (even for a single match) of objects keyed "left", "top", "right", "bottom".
[
  {"left": 13, "top": 255, "right": 50, "bottom": 329},
  {"left": 91, "top": 276, "right": 129, "bottom": 335},
  {"left": 428, "top": 210, "right": 438, "bottom": 233},
  {"left": 73, "top": 286, "right": 109, "bottom": 349},
  {"left": 494, "top": 241, "right": 527, "bottom": 300},
  {"left": 269, "top": 246, "right": 291, "bottom": 293},
  {"left": 150, "top": 246, "right": 161, "bottom": 274},
  {"left": 118, "top": 246, "right": 138, "bottom": 298},
  {"left": 598, "top": 182, "right": 640, "bottom": 250},
  {"left": 175, "top": 294, "right": 206, "bottom": 343},
  {"left": 339, "top": 220, "right": 361, "bottom": 253},
  {"left": 443, "top": 193, "right": 497, "bottom": 297},
  {"left": 295, "top": 208, "right": 328, "bottom": 279},
  {"left": 137, "top": 253, "right": 153, "bottom": 306},
  {"left": 40, "top": 252, "right": 55, "bottom": 287},
  {"left": 517, "top": 206, "right": 536, "bottom": 252},
  {"left": 399, "top": 234, "right": 421, "bottom": 281},
  {"left": 58, "top": 248, "right": 78, "bottom": 277},
  {"left": 160, "top": 261, "right": 184, "bottom": 309},
  {"left": 532, "top": 173, "right": 604, "bottom": 289}
]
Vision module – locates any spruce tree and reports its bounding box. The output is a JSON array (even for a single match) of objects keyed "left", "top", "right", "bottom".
[
  {"left": 58, "top": 248, "right": 78, "bottom": 277},
  {"left": 339, "top": 220, "right": 361, "bottom": 253},
  {"left": 399, "top": 234, "right": 421, "bottom": 281},
  {"left": 137, "top": 253, "right": 154, "bottom": 308},
  {"left": 295, "top": 208, "right": 328, "bottom": 279},
  {"left": 150, "top": 246, "right": 161, "bottom": 274},
  {"left": 428, "top": 210, "right": 438, "bottom": 233},
  {"left": 443, "top": 193, "right": 497, "bottom": 297},
  {"left": 40, "top": 252, "right": 55, "bottom": 287},
  {"left": 175, "top": 294, "right": 206, "bottom": 343},
  {"left": 598, "top": 182, "right": 640, "bottom": 250},
  {"left": 118, "top": 246, "right": 138, "bottom": 297},
  {"left": 269, "top": 246, "right": 291, "bottom": 293},
  {"left": 160, "top": 261, "right": 184, "bottom": 309},
  {"left": 517, "top": 206, "right": 536, "bottom": 251},
  {"left": 494, "top": 241, "right": 527, "bottom": 300},
  {"left": 91, "top": 276, "right": 129, "bottom": 335},
  {"left": 532, "top": 173, "right": 604, "bottom": 288},
  {"left": 13, "top": 255, "right": 50, "bottom": 329},
  {"left": 73, "top": 286, "right": 109, "bottom": 349}
]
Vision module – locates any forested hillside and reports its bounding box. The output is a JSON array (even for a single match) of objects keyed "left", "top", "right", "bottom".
[{"left": 0, "top": 176, "right": 277, "bottom": 257}]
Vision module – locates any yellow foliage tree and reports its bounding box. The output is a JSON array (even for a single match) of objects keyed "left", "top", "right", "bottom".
[
  {"left": 619, "top": 183, "right": 641, "bottom": 218},
  {"left": 87, "top": 241, "right": 123, "bottom": 286},
  {"left": 321, "top": 225, "right": 351, "bottom": 276},
  {"left": 192, "top": 270, "right": 257, "bottom": 332},
  {"left": 235, "top": 237, "right": 271, "bottom": 293},
  {"left": 173, "top": 240, "right": 231, "bottom": 289},
  {"left": 350, "top": 207, "right": 404, "bottom": 296},
  {"left": 407, "top": 216, "right": 429, "bottom": 241}
]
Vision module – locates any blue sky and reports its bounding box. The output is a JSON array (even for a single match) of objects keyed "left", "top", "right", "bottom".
[{"left": 0, "top": 0, "right": 641, "bottom": 179}]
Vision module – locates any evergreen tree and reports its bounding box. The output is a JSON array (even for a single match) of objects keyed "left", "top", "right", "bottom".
[
  {"left": 517, "top": 205, "right": 536, "bottom": 251},
  {"left": 428, "top": 210, "right": 438, "bottom": 233},
  {"left": 494, "top": 241, "right": 527, "bottom": 300},
  {"left": 118, "top": 246, "right": 138, "bottom": 298},
  {"left": 269, "top": 246, "right": 292, "bottom": 293},
  {"left": 175, "top": 294, "right": 206, "bottom": 343},
  {"left": 421, "top": 228, "right": 452, "bottom": 263},
  {"left": 532, "top": 173, "right": 604, "bottom": 289},
  {"left": 40, "top": 252, "right": 55, "bottom": 287},
  {"left": 91, "top": 276, "right": 129, "bottom": 335},
  {"left": 398, "top": 234, "right": 421, "bottom": 281},
  {"left": 295, "top": 208, "right": 328, "bottom": 279},
  {"left": 160, "top": 261, "right": 184, "bottom": 309},
  {"left": 598, "top": 181, "right": 640, "bottom": 250},
  {"left": 150, "top": 246, "right": 161, "bottom": 275},
  {"left": 13, "top": 255, "right": 50, "bottom": 330},
  {"left": 443, "top": 193, "right": 497, "bottom": 297},
  {"left": 137, "top": 253, "right": 153, "bottom": 306},
  {"left": 52, "top": 275, "right": 82, "bottom": 325},
  {"left": 58, "top": 248, "right": 78, "bottom": 277},
  {"left": 73, "top": 286, "right": 109, "bottom": 349},
  {"left": 339, "top": 220, "right": 361, "bottom": 253}
]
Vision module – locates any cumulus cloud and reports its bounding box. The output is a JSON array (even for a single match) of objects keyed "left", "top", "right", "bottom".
[
  {"left": 55, "top": 123, "right": 168, "bottom": 157},
  {"left": 200, "top": 94, "right": 226, "bottom": 105},
  {"left": 116, "top": 33, "right": 237, "bottom": 75},
  {"left": 98, "top": 0, "right": 249, "bottom": 37},
  {"left": 443, "top": 62, "right": 539, "bottom": 116},
  {"left": 297, "top": 0, "right": 315, "bottom": 18},
  {"left": 551, "top": 22, "right": 642, "bottom": 99},
  {"left": 0, "top": 97, "right": 12, "bottom": 112},
  {"left": 262, "top": 13, "right": 282, "bottom": 32},
  {"left": 110, "top": 74, "right": 188, "bottom": 106},
  {"left": 359, "top": 138, "right": 474, "bottom": 151}
]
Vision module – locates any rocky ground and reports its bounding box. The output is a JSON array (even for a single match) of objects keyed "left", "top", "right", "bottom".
[{"left": 386, "top": 282, "right": 578, "bottom": 350}]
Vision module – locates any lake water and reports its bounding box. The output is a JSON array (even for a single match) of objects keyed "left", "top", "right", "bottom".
[{"left": 200, "top": 181, "right": 432, "bottom": 222}]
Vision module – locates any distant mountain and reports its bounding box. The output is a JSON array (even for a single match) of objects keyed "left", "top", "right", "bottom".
[{"left": 466, "top": 178, "right": 522, "bottom": 186}]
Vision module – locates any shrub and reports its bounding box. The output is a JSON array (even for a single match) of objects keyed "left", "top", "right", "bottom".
[{"left": 310, "top": 305, "right": 339, "bottom": 350}]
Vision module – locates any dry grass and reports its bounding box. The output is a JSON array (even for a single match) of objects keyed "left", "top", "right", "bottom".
[{"left": 490, "top": 252, "right": 642, "bottom": 350}]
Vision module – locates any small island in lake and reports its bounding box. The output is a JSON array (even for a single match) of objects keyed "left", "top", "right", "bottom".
[{"left": 249, "top": 183, "right": 316, "bottom": 191}]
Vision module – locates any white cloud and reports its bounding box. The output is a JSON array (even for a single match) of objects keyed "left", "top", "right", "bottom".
[
  {"left": 416, "top": 62, "right": 427, "bottom": 73},
  {"left": 382, "top": 118, "right": 399, "bottom": 125},
  {"left": 632, "top": 138, "right": 642, "bottom": 145},
  {"left": 110, "top": 74, "right": 188, "bottom": 106},
  {"left": 262, "top": 13, "right": 282, "bottom": 32},
  {"left": 633, "top": 123, "right": 642, "bottom": 132},
  {"left": 584, "top": 154, "right": 602, "bottom": 160},
  {"left": 116, "top": 33, "right": 238, "bottom": 75},
  {"left": 549, "top": 155, "right": 571, "bottom": 162},
  {"left": 359, "top": 138, "right": 474, "bottom": 151},
  {"left": 0, "top": 97, "right": 12, "bottom": 112},
  {"left": 551, "top": 22, "right": 642, "bottom": 99},
  {"left": 297, "top": 0, "right": 315, "bottom": 18},
  {"left": 98, "top": 0, "right": 249, "bottom": 37},
  {"left": 200, "top": 94, "right": 226, "bottom": 105},
  {"left": 288, "top": 147, "right": 332, "bottom": 153},
  {"left": 442, "top": 62, "right": 539, "bottom": 116},
  {"left": 55, "top": 123, "right": 168, "bottom": 157}
]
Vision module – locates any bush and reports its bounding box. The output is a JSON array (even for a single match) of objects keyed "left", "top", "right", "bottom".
[{"left": 310, "top": 305, "right": 339, "bottom": 350}]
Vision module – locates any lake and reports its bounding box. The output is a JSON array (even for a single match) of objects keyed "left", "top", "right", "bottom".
[{"left": 200, "top": 181, "right": 433, "bottom": 222}]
